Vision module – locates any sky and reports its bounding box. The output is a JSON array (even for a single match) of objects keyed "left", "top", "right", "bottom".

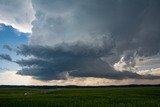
[{"left": 0, "top": 0, "right": 160, "bottom": 86}]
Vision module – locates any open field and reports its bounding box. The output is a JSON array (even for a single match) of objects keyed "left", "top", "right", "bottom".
[{"left": 0, "top": 86, "right": 160, "bottom": 107}]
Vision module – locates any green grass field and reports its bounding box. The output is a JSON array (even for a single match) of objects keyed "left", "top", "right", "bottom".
[{"left": 0, "top": 87, "right": 160, "bottom": 107}]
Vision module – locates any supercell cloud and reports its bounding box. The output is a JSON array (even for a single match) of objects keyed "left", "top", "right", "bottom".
[{"left": 1, "top": 0, "right": 160, "bottom": 81}]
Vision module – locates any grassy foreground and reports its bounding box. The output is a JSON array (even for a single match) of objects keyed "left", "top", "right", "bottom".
[{"left": 0, "top": 87, "right": 160, "bottom": 107}]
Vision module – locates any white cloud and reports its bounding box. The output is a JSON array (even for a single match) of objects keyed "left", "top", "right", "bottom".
[
  {"left": 31, "top": 77, "right": 160, "bottom": 86},
  {"left": 0, "top": 70, "right": 159, "bottom": 85},
  {"left": 114, "top": 57, "right": 128, "bottom": 71},
  {"left": 113, "top": 56, "right": 136, "bottom": 72},
  {"left": 0, "top": 71, "right": 32, "bottom": 85},
  {"left": 113, "top": 55, "right": 160, "bottom": 76},
  {"left": 137, "top": 68, "right": 160, "bottom": 76},
  {"left": 0, "top": 0, "right": 35, "bottom": 33},
  {"left": 136, "top": 55, "right": 160, "bottom": 67}
]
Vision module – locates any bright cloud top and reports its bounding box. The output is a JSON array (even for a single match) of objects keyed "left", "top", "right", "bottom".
[{"left": 0, "top": 0, "right": 35, "bottom": 33}]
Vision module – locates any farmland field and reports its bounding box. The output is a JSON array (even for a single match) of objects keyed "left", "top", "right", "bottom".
[{"left": 0, "top": 86, "right": 160, "bottom": 107}]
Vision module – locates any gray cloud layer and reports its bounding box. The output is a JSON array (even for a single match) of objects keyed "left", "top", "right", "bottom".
[{"left": 2, "top": 0, "right": 160, "bottom": 81}]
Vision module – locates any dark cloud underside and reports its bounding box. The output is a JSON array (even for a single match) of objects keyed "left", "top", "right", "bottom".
[{"left": 15, "top": 44, "right": 160, "bottom": 80}]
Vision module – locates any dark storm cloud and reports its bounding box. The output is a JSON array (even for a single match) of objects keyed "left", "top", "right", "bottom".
[
  {"left": 111, "top": 0, "right": 160, "bottom": 56},
  {"left": 15, "top": 42, "right": 115, "bottom": 80},
  {"left": 0, "top": 54, "right": 12, "bottom": 61},
  {"left": 30, "top": 0, "right": 160, "bottom": 57},
  {"left": 14, "top": 44, "right": 160, "bottom": 80},
  {"left": 6, "top": 0, "right": 160, "bottom": 80}
]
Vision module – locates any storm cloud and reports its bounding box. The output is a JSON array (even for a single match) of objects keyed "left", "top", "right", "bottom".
[
  {"left": 14, "top": 44, "right": 160, "bottom": 80},
  {"left": 2, "top": 0, "right": 160, "bottom": 81}
]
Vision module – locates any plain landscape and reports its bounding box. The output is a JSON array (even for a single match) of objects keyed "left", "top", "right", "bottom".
[{"left": 0, "top": 85, "right": 160, "bottom": 107}]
